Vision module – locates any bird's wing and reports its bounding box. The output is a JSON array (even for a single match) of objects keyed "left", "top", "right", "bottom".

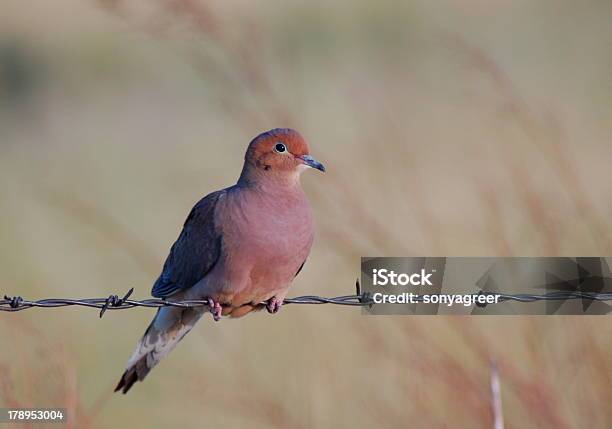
[
  {"left": 295, "top": 260, "right": 307, "bottom": 278},
  {"left": 151, "top": 189, "right": 225, "bottom": 298}
]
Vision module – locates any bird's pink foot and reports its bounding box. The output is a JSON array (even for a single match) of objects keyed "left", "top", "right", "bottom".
[
  {"left": 266, "top": 296, "right": 283, "bottom": 314},
  {"left": 208, "top": 298, "right": 222, "bottom": 321}
]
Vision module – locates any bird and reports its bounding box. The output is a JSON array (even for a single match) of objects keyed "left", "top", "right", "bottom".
[{"left": 115, "top": 128, "right": 325, "bottom": 393}]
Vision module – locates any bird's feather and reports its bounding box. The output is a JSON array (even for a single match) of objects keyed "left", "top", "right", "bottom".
[
  {"left": 115, "top": 304, "right": 205, "bottom": 393},
  {"left": 151, "top": 189, "right": 226, "bottom": 298},
  {"left": 295, "top": 260, "right": 307, "bottom": 277}
]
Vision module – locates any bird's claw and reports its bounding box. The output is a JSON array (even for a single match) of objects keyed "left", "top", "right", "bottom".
[
  {"left": 208, "top": 298, "right": 222, "bottom": 321},
  {"left": 266, "top": 297, "right": 283, "bottom": 314}
]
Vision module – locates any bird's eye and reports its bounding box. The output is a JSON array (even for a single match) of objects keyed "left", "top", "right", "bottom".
[{"left": 274, "top": 143, "right": 287, "bottom": 153}]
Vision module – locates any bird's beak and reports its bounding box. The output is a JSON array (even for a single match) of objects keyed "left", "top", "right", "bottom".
[{"left": 297, "top": 155, "right": 326, "bottom": 172}]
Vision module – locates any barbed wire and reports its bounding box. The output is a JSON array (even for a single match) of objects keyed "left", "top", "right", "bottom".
[{"left": 1, "top": 281, "right": 611, "bottom": 317}]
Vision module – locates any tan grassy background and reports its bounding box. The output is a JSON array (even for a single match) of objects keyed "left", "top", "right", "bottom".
[{"left": 1, "top": 0, "right": 611, "bottom": 427}]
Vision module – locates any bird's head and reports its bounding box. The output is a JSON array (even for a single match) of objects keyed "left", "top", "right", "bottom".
[{"left": 240, "top": 128, "right": 325, "bottom": 186}]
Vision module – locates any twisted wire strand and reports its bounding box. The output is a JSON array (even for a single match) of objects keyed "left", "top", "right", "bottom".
[{"left": 2, "top": 283, "right": 611, "bottom": 317}]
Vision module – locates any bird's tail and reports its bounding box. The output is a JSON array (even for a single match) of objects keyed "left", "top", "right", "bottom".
[{"left": 115, "top": 305, "right": 206, "bottom": 394}]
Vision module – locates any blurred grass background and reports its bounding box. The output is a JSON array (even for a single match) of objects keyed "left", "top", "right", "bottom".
[{"left": 1, "top": 0, "right": 611, "bottom": 427}]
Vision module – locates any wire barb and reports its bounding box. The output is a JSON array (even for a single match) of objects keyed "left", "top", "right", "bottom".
[
  {"left": 99, "top": 287, "right": 134, "bottom": 318},
  {"left": 3, "top": 295, "right": 23, "bottom": 309}
]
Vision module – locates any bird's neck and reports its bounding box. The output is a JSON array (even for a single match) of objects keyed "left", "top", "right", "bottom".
[{"left": 237, "top": 166, "right": 303, "bottom": 195}]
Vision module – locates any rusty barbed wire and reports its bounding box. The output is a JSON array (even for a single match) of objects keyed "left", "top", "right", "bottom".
[{"left": 1, "top": 281, "right": 611, "bottom": 317}]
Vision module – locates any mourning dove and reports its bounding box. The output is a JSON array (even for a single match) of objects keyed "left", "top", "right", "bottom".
[{"left": 115, "top": 128, "right": 324, "bottom": 393}]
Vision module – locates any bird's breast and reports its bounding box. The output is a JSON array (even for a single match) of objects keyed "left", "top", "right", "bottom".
[{"left": 213, "top": 187, "right": 314, "bottom": 299}]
